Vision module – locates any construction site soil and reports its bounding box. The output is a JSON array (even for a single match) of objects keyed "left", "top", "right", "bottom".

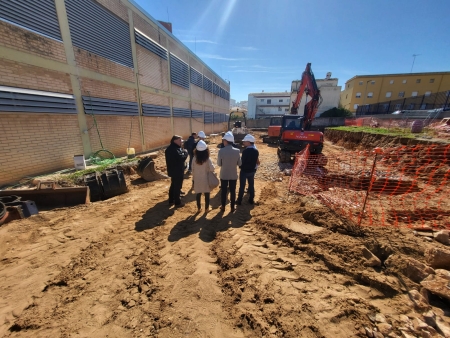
[{"left": 1, "top": 131, "right": 450, "bottom": 338}]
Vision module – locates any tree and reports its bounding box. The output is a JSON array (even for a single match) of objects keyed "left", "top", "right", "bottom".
[{"left": 320, "top": 107, "right": 353, "bottom": 118}]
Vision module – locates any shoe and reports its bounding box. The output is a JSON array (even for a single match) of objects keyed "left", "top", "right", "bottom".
[
  {"left": 230, "top": 206, "right": 235, "bottom": 213},
  {"left": 169, "top": 201, "right": 174, "bottom": 206},
  {"left": 197, "top": 207, "right": 202, "bottom": 213},
  {"left": 180, "top": 191, "right": 186, "bottom": 195},
  {"left": 248, "top": 200, "right": 254, "bottom": 205},
  {"left": 175, "top": 203, "right": 185, "bottom": 208},
  {"left": 220, "top": 206, "right": 225, "bottom": 212},
  {"left": 205, "top": 207, "right": 212, "bottom": 213}
]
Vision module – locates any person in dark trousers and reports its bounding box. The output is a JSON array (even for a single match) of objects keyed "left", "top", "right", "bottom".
[
  {"left": 192, "top": 140, "right": 215, "bottom": 213},
  {"left": 237, "top": 134, "right": 259, "bottom": 205},
  {"left": 184, "top": 132, "right": 197, "bottom": 173},
  {"left": 165, "top": 135, "right": 188, "bottom": 207},
  {"left": 217, "top": 131, "right": 241, "bottom": 212}
]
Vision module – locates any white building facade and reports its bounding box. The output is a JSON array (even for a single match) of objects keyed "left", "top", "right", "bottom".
[
  {"left": 290, "top": 76, "right": 341, "bottom": 117},
  {"left": 247, "top": 92, "right": 290, "bottom": 119}
]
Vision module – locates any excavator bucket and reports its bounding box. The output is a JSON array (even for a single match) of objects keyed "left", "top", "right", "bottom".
[{"left": 137, "top": 157, "right": 168, "bottom": 182}]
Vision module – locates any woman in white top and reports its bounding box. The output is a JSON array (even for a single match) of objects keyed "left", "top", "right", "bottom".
[{"left": 192, "top": 140, "right": 215, "bottom": 212}]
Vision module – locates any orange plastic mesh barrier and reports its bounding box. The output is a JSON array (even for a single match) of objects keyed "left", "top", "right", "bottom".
[{"left": 289, "top": 144, "right": 450, "bottom": 228}]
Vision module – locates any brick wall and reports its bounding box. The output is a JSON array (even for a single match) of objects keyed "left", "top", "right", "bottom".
[
  {"left": 74, "top": 47, "right": 135, "bottom": 82},
  {"left": 140, "top": 91, "right": 169, "bottom": 106},
  {"left": 143, "top": 117, "right": 171, "bottom": 149},
  {"left": 172, "top": 84, "right": 189, "bottom": 97},
  {"left": 137, "top": 46, "right": 169, "bottom": 91},
  {"left": 87, "top": 115, "right": 142, "bottom": 157},
  {"left": 0, "top": 59, "right": 72, "bottom": 93},
  {"left": 173, "top": 117, "right": 191, "bottom": 139},
  {"left": 173, "top": 98, "right": 189, "bottom": 109},
  {"left": 0, "top": 21, "right": 67, "bottom": 63},
  {"left": 133, "top": 12, "right": 167, "bottom": 48},
  {"left": 95, "top": 0, "right": 129, "bottom": 23},
  {"left": 80, "top": 77, "right": 136, "bottom": 102},
  {"left": 0, "top": 113, "right": 83, "bottom": 186}
]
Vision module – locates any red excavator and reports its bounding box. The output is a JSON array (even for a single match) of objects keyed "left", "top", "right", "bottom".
[{"left": 277, "top": 63, "right": 324, "bottom": 162}]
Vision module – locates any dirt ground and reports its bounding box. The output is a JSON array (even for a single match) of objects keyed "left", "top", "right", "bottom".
[{"left": 1, "top": 133, "right": 450, "bottom": 338}]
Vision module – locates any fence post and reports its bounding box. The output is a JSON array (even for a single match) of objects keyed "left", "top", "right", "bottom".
[{"left": 358, "top": 148, "right": 382, "bottom": 226}]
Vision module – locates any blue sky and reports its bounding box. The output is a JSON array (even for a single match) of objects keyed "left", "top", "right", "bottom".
[{"left": 135, "top": 0, "right": 450, "bottom": 102}]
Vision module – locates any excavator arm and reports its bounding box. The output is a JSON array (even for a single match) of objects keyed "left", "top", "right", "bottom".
[{"left": 290, "top": 63, "right": 322, "bottom": 130}]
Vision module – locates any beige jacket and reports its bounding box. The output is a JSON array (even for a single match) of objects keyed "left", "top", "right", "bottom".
[
  {"left": 217, "top": 145, "right": 241, "bottom": 180},
  {"left": 192, "top": 157, "right": 215, "bottom": 193}
]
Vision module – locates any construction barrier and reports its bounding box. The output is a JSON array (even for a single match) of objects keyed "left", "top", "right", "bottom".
[{"left": 289, "top": 144, "right": 450, "bottom": 228}]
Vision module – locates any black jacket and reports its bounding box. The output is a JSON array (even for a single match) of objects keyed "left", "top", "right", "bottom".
[
  {"left": 184, "top": 136, "right": 196, "bottom": 154},
  {"left": 165, "top": 143, "right": 188, "bottom": 177},
  {"left": 240, "top": 147, "right": 259, "bottom": 173}
]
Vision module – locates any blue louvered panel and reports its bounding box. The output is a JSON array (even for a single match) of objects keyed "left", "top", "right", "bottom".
[
  {"left": 170, "top": 53, "right": 189, "bottom": 89},
  {"left": 135, "top": 30, "right": 167, "bottom": 60},
  {"left": 82, "top": 96, "right": 138, "bottom": 116},
  {"left": 203, "top": 76, "right": 213, "bottom": 93},
  {"left": 190, "top": 67, "right": 202, "bottom": 88},
  {"left": 213, "top": 113, "right": 221, "bottom": 123},
  {"left": 213, "top": 83, "right": 220, "bottom": 96},
  {"left": 204, "top": 111, "right": 213, "bottom": 124},
  {"left": 65, "top": 0, "right": 133, "bottom": 68},
  {"left": 142, "top": 104, "right": 170, "bottom": 117},
  {"left": 173, "top": 107, "right": 191, "bottom": 117},
  {"left": 191, "top": 110, "right": 203, "bottom": 118},
  {"left": 0, "top": 89, "right": 76, "bottom": 114},
  {"left": 226, "top": 91, "right": 230, "bottom": 101},
  {"left": 0, "top": 0, "right": 61, "bottom": 41}
]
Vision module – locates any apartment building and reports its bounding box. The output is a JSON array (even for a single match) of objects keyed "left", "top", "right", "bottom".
[{"left": 340, "top": 72, "right": 450, "bottom": 113}]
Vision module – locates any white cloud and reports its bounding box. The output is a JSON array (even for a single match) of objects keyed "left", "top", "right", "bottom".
[
  {"left": 241, "top": 46, "right": 258, "bottom": 51},
  {"left": 198, "top": 53, "right": 249, "bottom": 61}
]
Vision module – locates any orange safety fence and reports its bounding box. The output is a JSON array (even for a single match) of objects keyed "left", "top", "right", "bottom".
[{"left": 289, "top": 144, "right": 450, "bottom": 228}]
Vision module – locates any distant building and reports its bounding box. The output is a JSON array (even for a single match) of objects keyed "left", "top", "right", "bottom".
[
  {"left": 247, "top": 93, "right": 290, "bottom": 119},
  {"left": 340, "top": 71, "right": 450, "bottom": 113},
  {"left": 230, "top": 98, "right": 236, "bottom": 108},
  {"left": 239, "top": 100, "right": 248, "bottom": 109},
  {"left": 290, "top": 74, "right": 341, "bottom": 117}
]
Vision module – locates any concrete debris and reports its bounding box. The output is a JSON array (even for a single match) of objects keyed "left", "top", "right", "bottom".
[
  {"left": 364, "top": 327, "right": 374, "bottom": 337},
  {"left": 377, "top": 322, "right": 392, "bottom": 335},
  {"left": 435, "top": 269, "right": 450, "bottom": 280},
  {"left": 434, "top": 230, "right": 450, "bottom": 245},
  {"left": 436, "top": 317, "right": 450, "bottom": 338},
  {"left": 407, "top": 289, "right": 430, "bottom": 311},
  {"left": 421, "top": 275, "right": 450, "bottom": 303},
  {"left": 425, "top": 247, "right": 450, "bottom": 269},
  {"left": 362, "top": 247, "right": 382, "bottom": 267},
  {"left": 422, "top": 310, "right": 436, "bottom": 328},
  {"left": 384, "top": 254, "right": 434, "bottom": 283}
]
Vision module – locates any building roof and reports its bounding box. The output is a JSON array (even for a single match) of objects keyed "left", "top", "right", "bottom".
[
  {"left": 344, "top": 71, "right": 450, "bottom": 84},
  {"left": 248, "top": 92, "right": 290, "bottom": 97}
]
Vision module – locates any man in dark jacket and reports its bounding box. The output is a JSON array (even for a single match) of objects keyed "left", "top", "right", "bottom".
[
  {"left": 237, "top": 134, "right": 259, "bottom": 205},
  {"left": 184, "top": 132, "right": 197, "bottom": 172},
  {"left": 165, "top": 135, "right": 188, "bottom": 207}
]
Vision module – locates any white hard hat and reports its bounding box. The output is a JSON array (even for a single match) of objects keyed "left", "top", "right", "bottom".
[
  {"left": 198, "top": 131, "right": 206, "bottom": 138},
  {"left": 196, "top": 140, "right": 208, "bottom": 151},
  {"left": 222, "top": 131, "right": 234, "bottom": 143},
  {"left": 242, "top": 134, "right": 255, "bottom": 143}
]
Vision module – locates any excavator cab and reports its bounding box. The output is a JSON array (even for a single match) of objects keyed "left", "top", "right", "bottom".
[{"left": 283, "top": 116, "right": 303, "bottom": 130}]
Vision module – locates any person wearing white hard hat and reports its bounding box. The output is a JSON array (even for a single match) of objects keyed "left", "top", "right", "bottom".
[
  {"left": 192, "top": 140, "right": 215, "bottom": 213},
  {"left": 236, "top": 134, "right": 259, "bottom": 205},
  {"left": 217, "top": 131, "right": 241, "bottom": 212}
]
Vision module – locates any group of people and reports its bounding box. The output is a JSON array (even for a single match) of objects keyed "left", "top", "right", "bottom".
[{"left": 164, "top": 131, "right": 259, "bottom": 213}]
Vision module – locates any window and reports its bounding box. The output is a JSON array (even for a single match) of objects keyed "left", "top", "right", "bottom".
[
  {"left": 353, "top": 104, "right": 359, "bottom": 110},
  {"left": 371, "top": 81, "right": 375, "bottom": 85},
  {"left": 408, "top": 103, "right": 415, "bottom": 109},
  {"left": 367, "top": 92, "right": 373, "bottom": 98},
  {"left": 402, "top": 80, "right": 407, "bottom": 84},
  {"left": 285, "top": 108, "right": 289, "bottom": 112},
  {"left": 386, "top": 92, "right": 392, "bottom": 98},
  {"left": 260, "top": 99, "right": 264, "bottom": 102},
  {"left": 278, "top": 107, "right": 282, "bottom": 111},
  {"left": 345, "top": 94, "right": 348, "bottom": 99},
  {"left": 395, "top": 103, "right": 401, "bottom": 109},
  {"left": 356, "top": 92, "right": 361, "bottom": 98},
  {"left": 398, "top": 92, "right": 405, "bottom": 97},
  {"left": 389, "top": 80, "right": 394, "bottom": 84},
  {"left": 412, "top": 91, "right": 418, "bottom": 97},
  {"left": 416, "top": 79, "right": 421, "bottom": 83},
  {"left": 430, "top": 79, "right": 435, "bottom": 83},
  {"left": 425, "top": 91, "right": 431, "bottom": 97},
  {"left": 279, "top": 99, "right": 283, "bottom": 102},
  {"left": 347, "top": 84, "right": 350, "bottom": 88},
  {"left": 359, "top": 81, "right": 363, "bottom": 85},
  {"left": 382, "top": 104, "right": 389, "bottom": 112},
  {"left": 267, "top": 99, "right": 271, "bottom": 104},
  {"left": 287, "top": 99, "right": 290, "bottom": 102}
]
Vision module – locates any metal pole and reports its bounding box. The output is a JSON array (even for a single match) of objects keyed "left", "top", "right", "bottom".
[{"left": 359, "top": 150, "right": 380, "bottom": 226}]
